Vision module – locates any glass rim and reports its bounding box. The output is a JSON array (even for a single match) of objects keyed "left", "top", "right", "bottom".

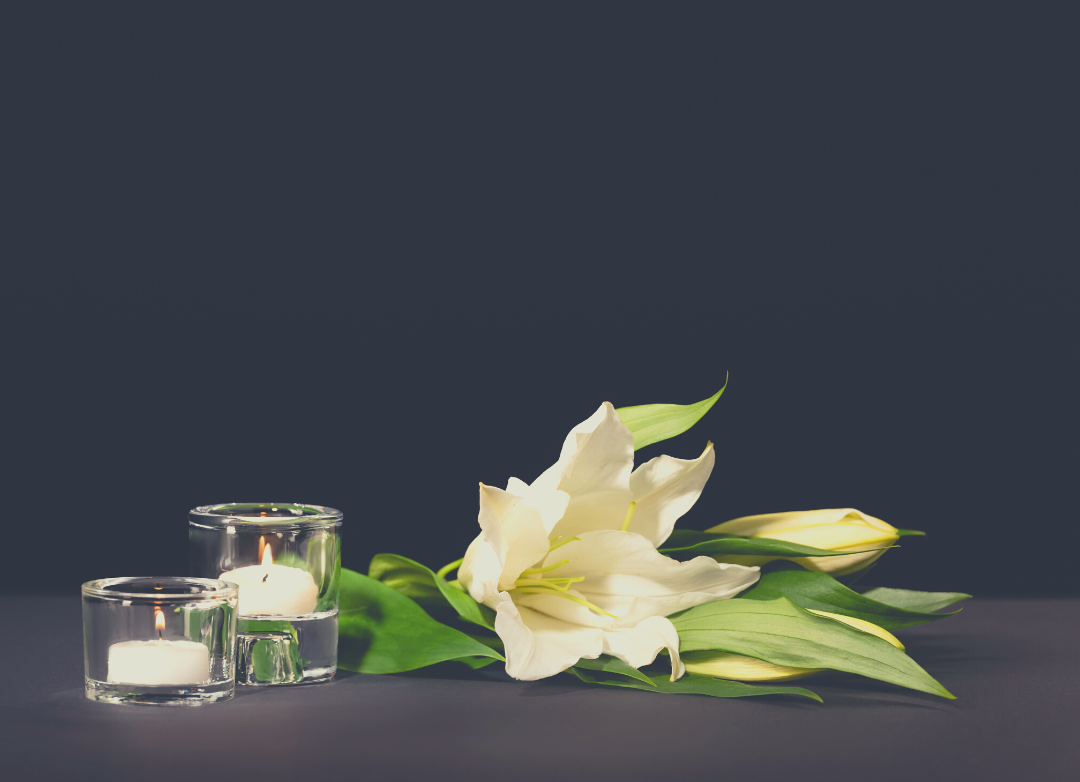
[
  {"left": 188, "top": 502, "right": 343, "bottom": 529},
  {"left": 81, "top": 576, "right": 239, "bottom": 601}
]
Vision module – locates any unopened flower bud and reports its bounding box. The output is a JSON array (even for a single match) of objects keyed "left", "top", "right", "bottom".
[
  {"left": 682, "top": 611, "right": 902, "bottom": 681},
  {"left": 707, "top": 508, "right": 899, "bottom": 576}
]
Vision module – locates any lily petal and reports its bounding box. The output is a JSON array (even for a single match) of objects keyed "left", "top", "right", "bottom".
[
  {"left": 551, "top": 530, "right": 760, "bottom": 626},
  {"left": 477, "top": 484, "right": 568, "bottom": 593},
  {"left": 495, "top": 593, "right": 604, "bottom": 681},
  {"left": 459, "top": 532, "right": 503, "bottom": 606},
  {"left": 603, "top": 615, "right": 686, "bottom": 681},
  {"left": 531, "top": 403, "right": 635, "bottom": 540},
  {"left": 629, "top": 443, "right": 716, "bottom": 547},
  {"left": 514, "top": 589, "right": 614, "bottom": 629}
]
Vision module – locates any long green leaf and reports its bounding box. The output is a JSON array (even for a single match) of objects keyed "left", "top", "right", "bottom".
[
  {"left": 453, "top": 656, "right": 501, "bottom": 670},
  {"left": 894, "top": 529, "right": 926, "bottom": 537},
  {"left": 741, "top": 568, "right": 966, "bottom": 630},
  {"left": 568, "top": 667, "right": 822, "bottom": 701},
  {"left": 337, "top": 568, "right": 503, "bottom": 674},
  {"left": 369, "top": 553, "right": 496, "bottom": 630},
  {"left": 660, "top": 529, "right": 888, "bottom": 560},
  {"left": 671, "top": 597, "right": 954, "bottom": 698},
  {"left": 572, "top": 655, "right": 656, "bottom": 686},
  {"left": 615, "top": 377, "right": 728, "bottom": 451},
  {"left": 859, "top": 587, "right": 972, "bottom": 614}
]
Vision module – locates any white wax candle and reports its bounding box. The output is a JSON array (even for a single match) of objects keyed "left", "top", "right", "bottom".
[
  {"left": 107, "top": 639, "right": 210, "bottom": 686},
  {"left": 219, "top": 563, "right": 318, "bottom": 616}
]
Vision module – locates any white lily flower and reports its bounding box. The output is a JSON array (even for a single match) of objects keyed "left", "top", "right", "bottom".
[{"left": 459, "top": 402, "right": 760, "bottom": 682}]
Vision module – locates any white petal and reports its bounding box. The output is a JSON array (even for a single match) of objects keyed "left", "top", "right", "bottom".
[
  {"left": 506, "top": 477, "right": 532, "bottom": 495},
  {"left": 514, "top": 589, "right": 614, "bottom": 629},
  {"left": 603, "top": 615, "right": 686, "bottom": 681},
  {"left": 629, "top": 443, "right": 716, "bottom": 547},
  {"left": 504, "top": 478, "right": 571, "bottom": 535},
  {"left": 476, "top": 483, "right": 521, "bottom": 563},
  {"left": 530, "top": 403, "right": 634, "bottom": 540},
  {"left": 477, "top": 484, "right": 569, "bottom": 594},
  {"left": 495, "top": 594, "right": 604, "bottom": 680},
  {"left": 552, "top": 530, "right": 760, "bottom": 626},
  {"left": 458, "top": 532, "right": 502, "bottom": 607}
]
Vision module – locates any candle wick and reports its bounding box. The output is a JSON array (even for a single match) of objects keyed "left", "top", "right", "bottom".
[
  {"left": 157, "top": 629, "right": 163, "bottom": 641},
  {"left": 262, "top": 573, "right": 269, "bottom": 584}
]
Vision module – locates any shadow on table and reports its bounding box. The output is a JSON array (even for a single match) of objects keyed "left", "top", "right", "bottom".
[{"left": 333, "top": 661, "right": 962, "bottom": 710}]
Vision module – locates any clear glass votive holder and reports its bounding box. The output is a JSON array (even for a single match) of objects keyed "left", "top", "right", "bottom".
[
  {"left": 188, "top": 503, "right": 342, "bottom": 686},
  {"left": 82, "top": 577, "right": 238, "bottom": 706}
]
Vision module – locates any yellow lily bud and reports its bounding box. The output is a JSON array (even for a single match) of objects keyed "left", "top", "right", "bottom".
[
  {"left": 805, "top": 609, "right": 904, "bottom": 649},
  {"left": 707, "top": 508, "right": 899, "bottom": 576},
  {"left": 682, "top": 651, "right": 821, "bottom": 681},
  {"left": 682, "top": 612, "right": 902, "bottom": 681}
]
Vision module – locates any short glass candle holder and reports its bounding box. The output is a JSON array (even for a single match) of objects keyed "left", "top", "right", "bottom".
[
  {"left": 189, "top": 503, "right": 342, "bottom": 686},
  {"left": 82, "top": 577, "right": 238, "bottom": 706}
]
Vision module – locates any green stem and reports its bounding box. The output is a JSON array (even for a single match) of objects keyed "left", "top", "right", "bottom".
[{"left": 436, "top": 558, "right": 464, "bottom": 580}]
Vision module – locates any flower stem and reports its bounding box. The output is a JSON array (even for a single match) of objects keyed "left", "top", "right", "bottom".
[{"left": 436, "top": 558, "right": 464, "bottom": 580}]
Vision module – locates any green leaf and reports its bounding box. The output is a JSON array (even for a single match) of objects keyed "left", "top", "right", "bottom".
[
  {"left": 369, "top": 553, "right": 496, "bottom": 630},
  {"left": 671, "top": 597, "right": 954, "bottom": 698},
  {"left": 615, "top": 376, "right": 728, "bottom": 451},
  {"left": 858, "top": 587, "right": 972, "bottom": 614},
  {"left": 337, "top": 568, "right": 503, "bottom": 674},
  {"left": 660, "top": 529, "right": 888, "bottom": 560},
  {"left": 453, "top": 656, "right": 501, "bottom": 670},
  {"left": 741, "top": 568, "right": 966, "bottom": 630},
  {"left": 367, "top": 554, "right": 444, "bottom": 603},
  {"left": 895, "top": 529, "right": 926, "bottom": 537},
  {"left": 572, "top": 655, "right": 656, "bottom": 686},
  {"left": 568, "top": 667, "right": 822, "bottom": 701}
]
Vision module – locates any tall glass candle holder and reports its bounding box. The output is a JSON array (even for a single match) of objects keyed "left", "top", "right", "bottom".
[
  {"left": 82, "top": 577, "right": 238, "bottom": 706},
  {"left": 189, "top": 503, "right": 342, "bottom": 685}
]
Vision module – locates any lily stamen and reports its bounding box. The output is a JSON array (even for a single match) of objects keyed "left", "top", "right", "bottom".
[
  {"left": 547, "top": 536, "right": 581, "bottom": 552},
  {"left": 512, "top": 577, "right": 584, "bottom": 592},
  {"left": 508, "top": 586, "right": 618, "bottom": 619},
  {"left": 620, "top": 501, "right": 637, "bottom": 532},
  {"left": 521, "top": 559, "right": 570, "bottom": 576}
]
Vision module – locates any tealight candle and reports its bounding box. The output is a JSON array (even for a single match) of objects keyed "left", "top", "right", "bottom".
[
  {"left": 107, "top": 610, "right": 210, "bottom": 685},
  {"left": 188, "top": 503, "right": 341, "bottom": 686},
  {"left": 82, "top": 577, "right": 237, "bottom": 705},
  {"left": 219, "top": 541, "right": 318, "bottom": 616}
]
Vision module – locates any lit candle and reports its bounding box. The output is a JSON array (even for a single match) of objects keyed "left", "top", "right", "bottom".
[
  {"left": 219, "top": 539, "right": 318, "bottom": 616},
  {"left": 107, "top": 608, "right": 211, "bottom": 686}
]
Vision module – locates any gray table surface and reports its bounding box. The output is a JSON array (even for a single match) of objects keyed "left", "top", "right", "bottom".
[{"left": 2, "top": 597, "right": 1076, "bottom": 781}]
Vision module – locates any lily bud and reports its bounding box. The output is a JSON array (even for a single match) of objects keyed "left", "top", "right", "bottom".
[
  {"left": 682, "top": 611, "right": 903, "bottom": 681},
  {"left": 707, "top": 508, "right": 899, "bottom": 576},
  {"left": 682, "top": 651, "right": 821, "bottom": 681},
  {"left": 805, "top": 609, "right": 904, "bottom": 649}
]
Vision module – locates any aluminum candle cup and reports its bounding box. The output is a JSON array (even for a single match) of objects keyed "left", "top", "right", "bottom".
[
  {"left": 82, "top": 577, "right": 238, "bottom": 706},
  {"left": 188, "top": 503, "right": 342, "bottom": 685}
]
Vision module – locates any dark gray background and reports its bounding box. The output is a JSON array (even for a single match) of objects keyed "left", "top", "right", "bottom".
[
  {"left": 3, "top": 2, "right": 1077, "bottom": 598},
  {"left": 3, "top": 597, "right": 1077, "bottom": 781}
]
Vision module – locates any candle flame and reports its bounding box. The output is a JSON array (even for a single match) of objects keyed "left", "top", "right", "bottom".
[
  {"left": 155, "top": 608, "right": 165, "bottom": 635},
  {"left": 262, "top": 542, "right": 273, "bottom": 567}
]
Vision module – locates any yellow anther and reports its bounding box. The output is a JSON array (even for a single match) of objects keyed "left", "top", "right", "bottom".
[{"left": 620, "top": 502, "right": 637, "bottom": 532}]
